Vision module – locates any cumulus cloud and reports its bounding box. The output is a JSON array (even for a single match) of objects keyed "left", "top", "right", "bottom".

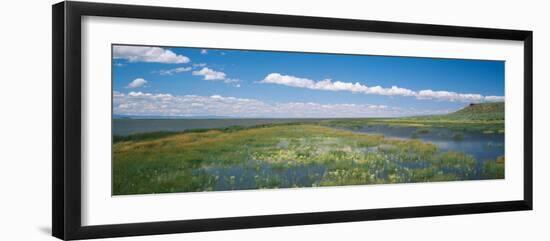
[
  {"left": 200, "top": 49, "right": 208, "bottom": 55},
  {"left": 113, "top": 45, "right": 190, "bottom": 64},
  {"left": 259, "top": 73, "right": 503, "bottom": 103},
  {"left": 192, "top": 67, "right": 226, "bottom": 80},
  {"left": 192, "top": 67, "right": 241, "bottom": 86},
  {"left": 157, "top": 67, "right": 192, "bottom": 76},
  {"left": 113, "top": 92, "right": 448, "bottom": 118},
  {"left": 127, "top": 78, "right": 147, "bottom": 88}
]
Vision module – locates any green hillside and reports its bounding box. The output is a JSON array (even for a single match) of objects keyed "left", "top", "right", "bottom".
[
  {"left": 348, "top": 102, "right": 506, "bottom": 133},
  {"left": 397, "top": 102, "right": 504, "bottom": 122},
  {"left": 445, "top": 102, "right": 504, "bottom": 120}
]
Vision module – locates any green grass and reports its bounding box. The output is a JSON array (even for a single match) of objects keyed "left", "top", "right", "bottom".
[
  {"left": 444, "top": 102, "right": 504, "bottom": 120},
  {"left": 321, "top": 102, "right": 504, "bottom": 134},
  {"left": 113, "top": 124, "right": 502, "bottom": 195},
  {"left": 483, "top": 156, "right": 505, "bottom": 179},
  {"left": 113, "top": 123, "right": 304, "bottom": 143},
  {"left": 113, "top": 131, "right": 180, "bottom": 143}
]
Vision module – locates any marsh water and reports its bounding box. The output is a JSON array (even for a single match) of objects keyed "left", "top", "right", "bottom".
[
  {"left": 114, "top": 119, "right": 504, "bottom": 161},
  {"left": 115, "top": 119, "right": 504, "bottom": 189},
  {"left": 353, "top": 125, "right": 504, "bottom": 162},
  {"left": 196, "top": 161, "right": 328, "bottom": 190}
]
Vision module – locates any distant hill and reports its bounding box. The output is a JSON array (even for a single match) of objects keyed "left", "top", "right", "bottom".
[
  {"left": 407, "top": 102, "right": 504, "bottom": 121},
  {"left": 445, "top": 102, "right": 504, "bottom": 120}
]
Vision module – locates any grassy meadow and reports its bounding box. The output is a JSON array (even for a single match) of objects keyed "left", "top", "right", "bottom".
[{"left": 113, "top": 102, "right": 505, "bottom": 195}]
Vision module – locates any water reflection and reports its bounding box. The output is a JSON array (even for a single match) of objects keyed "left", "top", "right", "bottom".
[{"left": 354, "top": 125, "right": 504, "bottom": 162}]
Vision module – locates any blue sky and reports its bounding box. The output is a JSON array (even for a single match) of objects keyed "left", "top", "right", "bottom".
[{"left": 112, "top": 45, "right": 504, "bottom": 118}]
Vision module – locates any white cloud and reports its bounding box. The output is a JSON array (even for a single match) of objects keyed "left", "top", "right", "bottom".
[
  {"left": 113, "top": 91, "right": 125, "bottom": 97},
  {"left": 113, "top": 92, "right": 448, "bottom": 118},
  {"left": 192, "top": 67, "right": 226, "bottom": 80},
  {"left": 192, "top": 67, "right": 241, "bottom": 86},
  {"left": 113, "top": 45, "right": 190, "bottom": 64},
  {"left": 193, "top": 63, "right": 207, "bottom": 68},
  {"left": 158, "top": 67, "right": 192, "bottom": 76},
  {"left": 260, "top": 73, "right": 503, "bottom": 103},
  {"left": 223, "top": 78, "right": 240, "bottom": 84},
  {"left": 127, "top": 78, "right": 147, "bottom": 88},
  {"left": 484, "top": 95, "right": 505, "bottom": 102},
  {"left": 201, "top": 49, "right": 208, "bottom": 55}
]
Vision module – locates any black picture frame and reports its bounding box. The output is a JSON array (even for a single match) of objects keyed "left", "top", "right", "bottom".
[{"left": 52, "top": 1, "right": 533, "bottom": 240}]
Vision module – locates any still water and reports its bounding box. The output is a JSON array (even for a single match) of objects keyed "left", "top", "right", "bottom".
[
  {"left": 115, "top": 119, "right": 504, "bottom": 185},
  {"left": 114, "top": 119, "right": 504, "bottom": 162},
  {"left": 354, "top": 125, "right": 504, "bottom": 163}
]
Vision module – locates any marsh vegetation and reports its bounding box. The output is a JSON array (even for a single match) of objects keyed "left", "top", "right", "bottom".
[{"left": 113, "top": 102, "right": 505, "bottom": 195}]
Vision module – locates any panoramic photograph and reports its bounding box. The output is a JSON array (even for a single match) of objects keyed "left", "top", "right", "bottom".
[{"left": 112, "top": 44, "right": 505, "bottom": 195}]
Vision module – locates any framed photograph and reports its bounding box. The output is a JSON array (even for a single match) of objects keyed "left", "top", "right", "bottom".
[{"left": 52, "top": 1, "right": 533, "bottom": 240}]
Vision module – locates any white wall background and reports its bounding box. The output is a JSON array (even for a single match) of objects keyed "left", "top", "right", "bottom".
[{"left": 0, "top": 0, "right": 547, "bottom": 240}]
